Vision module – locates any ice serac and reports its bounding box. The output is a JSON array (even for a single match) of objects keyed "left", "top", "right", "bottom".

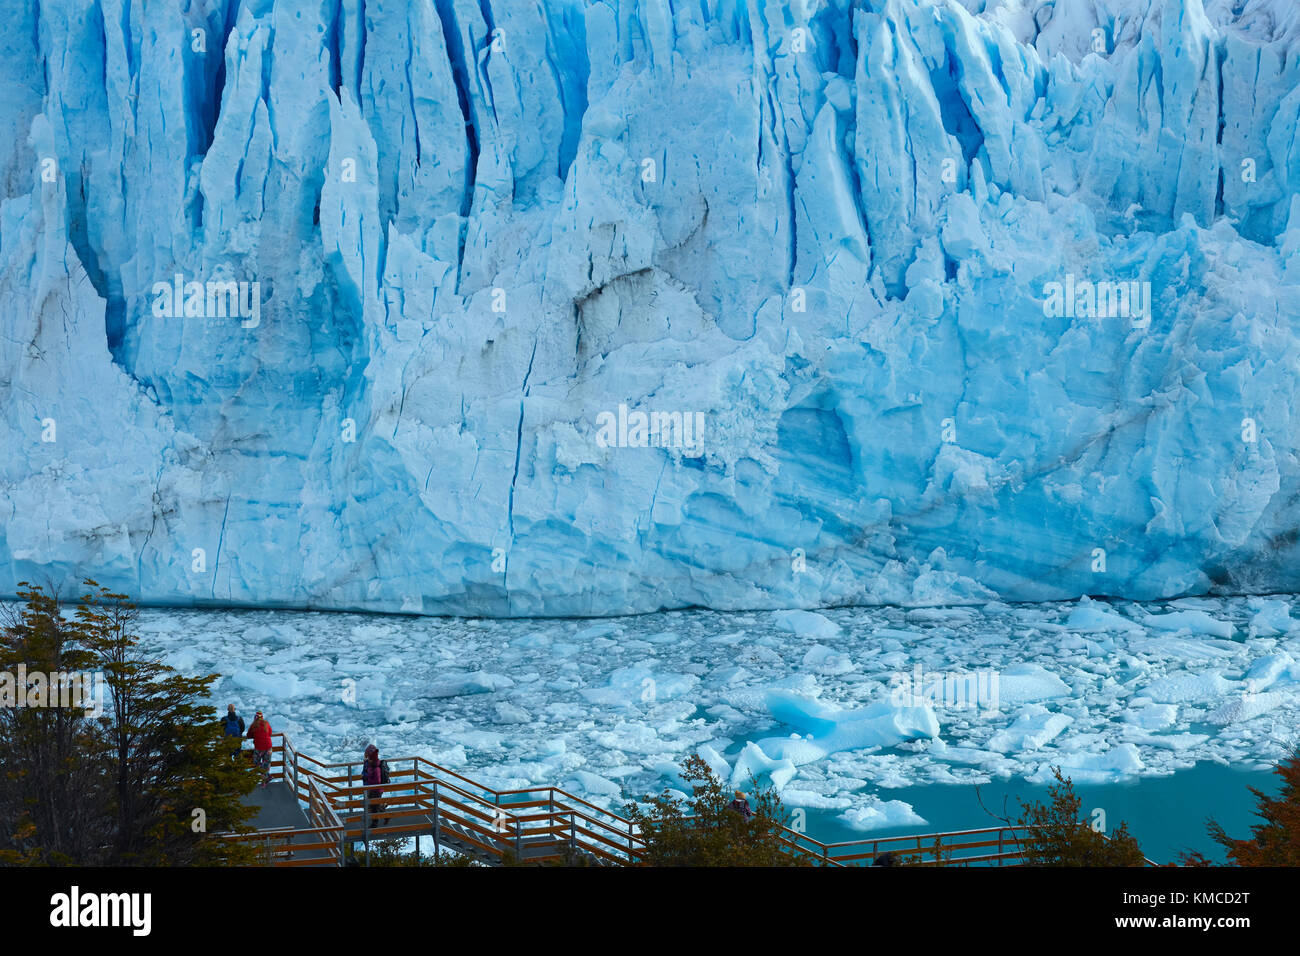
[{"left": 2, "top": 0, "right": 1300, "bottom": 616}]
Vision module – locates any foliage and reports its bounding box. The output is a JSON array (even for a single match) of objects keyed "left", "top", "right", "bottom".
[
  {"left": 1180, "top": 748, "right": 1300, "bottom": 867},
  {"left": 1010, "top": 767, "right": 1147, "bottom": 867},
  {"left": 0, "top": 581, "right": 258, "bottom": 865},
  {"left": 625, "top": 754, "right": 812, "bottom": 866},
  {"left": 0, "top": 583, "right": 108, "bottom": 864}
]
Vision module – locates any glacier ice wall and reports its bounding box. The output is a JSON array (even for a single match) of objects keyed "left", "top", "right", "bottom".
[{"left": 2, "top": 0, "right": 1300, "bottom": 616}]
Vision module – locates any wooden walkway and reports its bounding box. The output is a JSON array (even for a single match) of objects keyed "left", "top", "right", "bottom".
[
  {"left": 242, "top": 781, "right": 309, "bottom": 830},
  {"left": 228, "top": 733, "right": 1151, "bottom": 867}
]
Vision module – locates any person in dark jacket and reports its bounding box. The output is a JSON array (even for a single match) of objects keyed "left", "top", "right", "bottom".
[
  {"left": 222, "top": 704, "right": 245, "bottom": 737},
  {"left": 221, "top": 705, "right": 245, "bottom": 760},
  {"left": 728, "top": 789, "right": 754, "bottom": 821},
  {"left": 362, "top": 744, "right": 391, "bottom": 828}
]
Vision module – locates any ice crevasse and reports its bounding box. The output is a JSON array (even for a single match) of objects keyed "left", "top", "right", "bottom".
[{"left": 2, "top": 0, "right": 1300, "bottom": 616}]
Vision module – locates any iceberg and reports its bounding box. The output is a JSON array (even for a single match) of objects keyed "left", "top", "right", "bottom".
[
  {"left": 761, "top": 687, "right": 941, "bottom": 761},
  {"left": 986, "top": 704, "right": 1073, "bottom": 754},
  {"left": 838, "top": 799, "right": 928, "bottom": 832},
  {"left": 3, "top": 0, "right": 1300, "bottom": 617}
]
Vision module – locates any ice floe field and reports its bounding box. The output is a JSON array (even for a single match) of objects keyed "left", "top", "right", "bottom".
[{"left": 128, "top": 595, "right": 1300, "bottom": 853}]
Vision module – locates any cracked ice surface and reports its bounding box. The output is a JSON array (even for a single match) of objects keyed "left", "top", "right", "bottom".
[
  {"left": 126, "top": 595, "right": 1300, "bottom": 815},
  {"left": 4, "top": 0, "right": 1300, "bottom": 616}
]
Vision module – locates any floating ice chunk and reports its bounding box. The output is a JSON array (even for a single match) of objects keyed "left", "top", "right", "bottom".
[
  {"left": 580, "top": 663, "right": 700, "bottom": 706},
  {"left": 754, "top": 734, "right": 827, "bottom": 765},
  {"left": 573, "top": 623, "right": 620, "bottom": 641},
  {"left": 1141, "top": 610, "right": 1235, "bottom": 639},
  {"left": 1205, "top": 691, "right": 1288, "bottom": 724},
  {"left": 230, "top": 670, "right": 326, "bottom": 701},
  {"left": 243, "top": 624, "right": 306, "bottom": 646},
  {"left": 492, "top": 702, "right": 531, "bottom": 724},
  {"left": 697, "top": 744, "right": 731, "bottom": 784},
  {"left": 451, "top": 729, "right": 503, "bottom": 751},
  {"left": 779, "top": 789, "right": 854, "bottom": 810},
  {"left": 563, "top": 770, "right": 622, "bottom": 798},
  {"left": 429, "top": 744, "right": 468, "bottom": 767},
  {"left": 996, "top": 663, "right": 1071, "bottom": 705},
  {"left": 1065, "top": 599, "right": 1144, "bottom": 634},
  {"left": 1248, "top": 600, "right": 1299, "bottom": 636},
  {"left": 167, "top": 649, "right": 201, "bottom": 674},
  {"left": 384, "top": 704, "right": 423, "bottom": 723},
  {"left": 1143, "top": 672, "right": 1234, "bottom": 703},
  {"left": 711, "top": 665, "right": 752, "bottom": 685},
  {"left": 708, "top": 631, "right": 747, "bottom": 646},
  {"left": 511, "top": 632, "right": 552, "bottom": 649},
  {"left": 427, "top": 671, "right": 516, "bottom": 698},
  {"left": 764, "top": 689, "right": 939, "bottom": 759},
  {"left": 802, "top": 644, "right": 855, "bottom": 675},
  {"left": 1243, "top": 652, "right": 1300, "bottom": 691},
  {"left": 721, "top": 674, "right": 820, "bottom": 711},
  {"left": 838, "top": 798, "right": 927, "bottom": 832},
  {"left": 1127, "top": 733, "right": 1210, "bottom": 751},
  {"left": 772, "top": 609, "right": 841, "bottom": 641},
  {"left": 1122, "top": 701, "right": 1178, "bottom": 731},
  {"left": 931, "top": 744, "right": 1017, "bottom": 774},
  {"left": 904, "top": 607, "right": 976, "bottom": 624},
  {"left": 1029, "top": 743, "right": 1145, "bottom": 784},
  {"left": 872, "top": 628, "right": 924, "bottom": 641},
  {"left": 730, "top": 741, "right": 797, "bottom": 791},
  {"left": 1129, "top": 636, "right": 1237, "bottom": 662},
  {"left": 877, "top": 651, "right": 910, "bottom": 670},
  {"left": 986, "top": 705, "right": 1073, "bottom": 753}
]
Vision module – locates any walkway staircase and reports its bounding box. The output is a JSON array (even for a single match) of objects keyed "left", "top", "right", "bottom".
[{"left": 225, "top": 733, "right": 1139, "bottom": 867}]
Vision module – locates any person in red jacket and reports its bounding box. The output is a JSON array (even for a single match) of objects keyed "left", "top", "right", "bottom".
[{"left": 246, "top": 711, "right": 274, "bottom": 788}]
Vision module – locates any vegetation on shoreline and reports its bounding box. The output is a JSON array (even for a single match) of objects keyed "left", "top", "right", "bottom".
[
  {"left": 0, "top": 582, "right": 258, "bottom": 865},
  {"left": 993, "top": 766, "right": 1148, "bottom": 866},
  {"left": 1180, "top": 748, "right": 1300, "bottom": 866},
  {"left": 624, "top": 754, "right": 812, "bottom": 866}
]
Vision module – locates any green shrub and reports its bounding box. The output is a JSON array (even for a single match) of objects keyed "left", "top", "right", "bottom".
[
  {"left": 625, "top": 754, "right": 812, "bottom": 866},
  {"left": 1011, "top": 767, "right": 1146, "bottom": 867}
]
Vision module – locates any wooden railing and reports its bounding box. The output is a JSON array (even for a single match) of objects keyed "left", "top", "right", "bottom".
[
  {"left": 224, "top": 734, "right": 1154, "bottom": 867},
  {"left": 225, "top": 735, "right": 647, "bottom": 866}
]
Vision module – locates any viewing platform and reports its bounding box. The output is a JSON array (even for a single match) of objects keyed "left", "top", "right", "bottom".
[{"left": 230, "top": 733, "right": 1154, "bottom": 867}]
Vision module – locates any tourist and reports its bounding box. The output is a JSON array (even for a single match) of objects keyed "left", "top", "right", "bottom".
[
  {"left": 246, "top": 710, "right": 273, "bottom": 788},
  {"left": 362, "top": 744, "right": 391, "bottom": 828},
  {"left": 728, "top": 789, "right": 753, "bottom": 821},
  {"left": 222, "top": 704, "right": 245, "bottom": 739}
]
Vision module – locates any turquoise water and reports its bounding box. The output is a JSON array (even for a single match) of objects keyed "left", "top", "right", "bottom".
[{"left": 803, "top": 761, "right": 1279, "bottom": 864}]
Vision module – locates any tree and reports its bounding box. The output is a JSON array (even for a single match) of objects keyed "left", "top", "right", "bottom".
[
  {"left": 1184, "top": 748, "right": 1300, "bottom": 866},
  {"left": 625, "top": 754, "right": 812, "bottom": 866},
  {"left": 76, "top": 582, "right": 260, "bottom": 864},
  {"left": 0, "top": 583, "right": 110, "bottom": 864},
  {"left": 0, "top": 581, "right": 259, "bottom": 865},
  {"left": 1007, "top": 767, "right": 1147, "bottom": 867}
]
